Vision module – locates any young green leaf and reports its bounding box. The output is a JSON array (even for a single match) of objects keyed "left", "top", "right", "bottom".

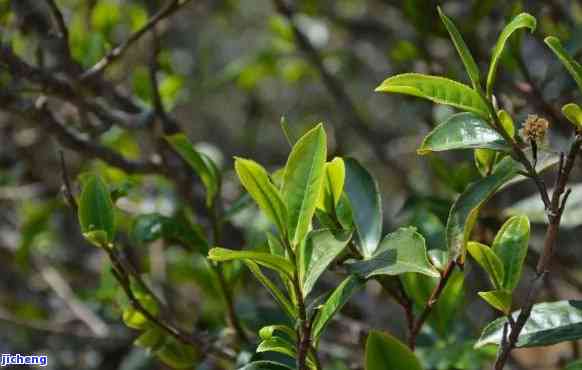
[
  {"left": 78, "top": 174, "right": 115, "bottom": 246},
  {"left": 545, "top": 36, "right": 582, "bottom": 93},
  {"left": 486, "top": 13, "right": 537, "bottom": 97},
  {"left": 347, "top": 227, "right": 440, "bottom": 279},
  {"left": 134, "top": 327, "right": 165, "bottom": 350},
  {"left": 562, "top": 103, "right": 582, "bottom": 130},
  {"left": 300, "top": 229, "right": 352, "bottom": 297},
  {"left": 239, "top": 361, "right": 293, "bottom": 370},
  {"left": 166, "top": 133, "right": 220, "bottom": 207},
  {"left": 122, "top": 294, "right": 159, "bottom": 330},
  {"left": 344, "top": 158, "right": 382, "bottom": 258},
  {"left": 478, "top": 290, "right": 512, "bottom": 314},
  {"left": 257, "top": 337, "right": 296, "bottom": 359},
  {"left": 375, "top": 73, "right": 489, "bottom": 117},
  {"left": 312, "top": 275, "right": 364, "bottom": 341},
  {"left": 437, "top": 6, "right": 481, "bottom": 89},
  {"left": 446, "top": 156, "right": 520, "bottom": 262},
  {"left": 418, "top": 112, "right": 510, "bottom": 155},
  {"left": 244, "top": 261, "right": 297, "bottom": 319},
  {"left": 476, "top": 300, "right": 582, "bottom": 348},
  {"left": 282, "top": 123, "right": 327, "bottom": 247},
  {"left": 259, "top": 325, "right": 297, "bottom": 341},
  {"left": 365, "top": 331, "right": 423, "bottom": 370},
  {"left": 208, "top": 248, "right": 295, "bottom": 277},
  {"left": 491, "top": 215, "right": 530, "bottom": 291},
  {"left": 316, "top": 157, "right": 345, "bottom": 214},
  {"left": 154, "top": 336, "right": 199, "bottom": 369},
  {"left": 497, "top": 109, "right": 516, "bottom": 137},
  {"left": 235, "top": 157, "right": 288, "bottom": 236},
  {"left": 467, "top": 241, "right": 505, "bottom": 289}
]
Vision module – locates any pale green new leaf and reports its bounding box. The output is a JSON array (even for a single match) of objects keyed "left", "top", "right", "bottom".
[
  {"left": 446, "top": 156, "right": 520, "bottom": 262},
  {"left": 486, "top": 13, "right": 537, "bottom": 97},
  {"left": 244, "top": 261, "right": 296, "bottom": 319},
  {"left": 316, "top": 157, "right": 345, "bottom": 213},
  {"left": 438, "top": 6, "right": 481, "bottom": 89},
  {"left": 348, "top": 227, "right": 440, "bottom": 279},
  {"left": 235, "top": 158, "right": 287, "bottom": 235},
  {"left": 562, "top": 103, "right": 582, "bottom": 129},
  {"left": 166, "top": 133, "right": 220, "bottom": 206},
  {"left": 365, "top": 331, "right": 422, "bottom": 370},
  {"left": 282, "top": 124, "right": 327, "bottom": 246},
  {"left": 300, "top": 229, "right": 352, "bottom": 297},
  {"left": 545, "top": 36, "right": 582, "bottom": 93},
  {"left": 467, "top": 241, "right": 505, "bottom": 289},
  {"left": 79, "top": 174, "right": 115, "bottom": 246},
  {"left": 208, "top": 248, "right": 295, "bottom": 277},
  {"left": 239, "top": 362, "right": 293, "bottom": 370},
  {"left": 478, "top": 290, "right": 512, "bottom": 314},
  {"left": 492, "top": 215, "right": 530, "bottom": 291},
  {"left": 476, "top": 300, "right": 582, "bottom": 348},
  {"left": 375, "top": 73, "right": 489, "bottom": 117},
  {"left": 418, "top": 112, "right": 509, "bottom": 155}
]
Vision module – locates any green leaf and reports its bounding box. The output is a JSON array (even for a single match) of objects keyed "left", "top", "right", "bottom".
[
  {"left": 122, "top": 294, "right": 159, "bottom": 330},
  {"left": 467, "top": 241, "right": 505, "bottom": 289},
  {"left": 497, "top": 109, "right": 516, "bottom": 137},
  {"left": 317, "top": 157, "right": 345, "bottom": 213},
  {"left": 564, "top": 360, "right": 582, "bottom": 370},
  {"left": 166, "top": 133, "right": 220, "bottom": 207},
  {"left": 474, "top": 110, "right": 514, "bottom": 176},
  {"left": 239, "top": 361, "right": 293, "bottom": 370},
  {"left": 491, "top": 215, "right": 530, "bottom": 291},
  {"left": 562, "top": 103, "right": 582, "bottom": 130},
  {"left": 375, "top": 73, "right": 489, "bottom": 117},
  {"left": 365, "top": 331, "right": 423, "bottom": 370},
  {"left": 437, "top": 7, "right": 481, "bottom": 89},
  {"left": 344, "top": 158, "right": 382, "bottom": 258},
  {"left": 282, "top": 123, "right": 327, "bottom": 246},
  {"left": 134, "top": 327, "right": 165, "bottom": 350},
  {"left": 478, "top": 290, "right": 512, "bottom": 314},
  {"left": 132, "top": 213, "right": 208, "bottom": 254},
  {"left": 476, "top": 300, "right": 582, "bottom": 348},
  {"left": 418, "top": 113, "right": 510, "bottom": 155},
  {"left": 348, "top": 227, "right": 440, "bottom": 279},
  {"left": 257, "top": 337, "right": 296, "bottom": 358},
  {"left": 259, "top": 325, "right": 297, "bottom": 341},
  {"left": 546, "top": 36, "right": 582, "bottom": 93},
  {"left": 208, "top": 248, "right": 295, "bottom": 277},
  {"left": 79, "top": 174, "right": 115, "bottom": 246},
  {"left": 486, "top": 13, "right": 537, "bottom": 97},
  {"left": 300, "top": 229, "right": 352, "bottom": 297},
  {"left": 312, "top": 275, "right": 364, "bottom": 341},
  {"left": 235, "top": 158, "right": 288, "bottom": 235},
  {"left": 154, "top": 336, "right": 198, "bottom": 369},
  {"left": 446, "top": 156, "right": 520, "bottom": 262},
  {"left": 244, "top": 261, "right": 297, "bottom": 319}
]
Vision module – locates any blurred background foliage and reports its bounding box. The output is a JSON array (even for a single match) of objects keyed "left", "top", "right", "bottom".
[{"left": 1, "top": 0, "right": 582, "bottom": 369}]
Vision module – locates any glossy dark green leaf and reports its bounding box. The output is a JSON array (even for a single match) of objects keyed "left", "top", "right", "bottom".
[
  {"left": 78, "top": 174, "right": 115, "bottom": 246},
  {"left": 312, "top": 275, "right": 364, "bottom": 341},
  {"left": 344, "top": 158, "right": 382, "bottom": 258},
  {"left": 208, "top": 248, "right": 295, "bottom": 276},
  {"left": 239, "top": 361, "right": 293, "bottom": 370},
  {"left": 545, "top": 36, "right": 582, "bottom": 93},
  {"left": 418, "top": 113, "right": 509, "bottom": 155},
  {"left": 365, "top": 331, "right": 423, "bottom": 370},
  {"left": 166, "top": 133, "right": 220, "bottom": 207},
  {"left": 486, "top": 13, "right": 537, "bottom": 97},
  {"left": 244, "top": 261, "right": 296, "bottom": 319},
  {"left": 300, "top": 229, "right": 352, "bottom": 297},
  {"left": 375, "top": 73, "right": 489, "bottom": 117},
  {"left": 467, "top": 241, "right": 504, "bottom": 289},
  {"left": 562, "top": 103, "right": 582, "bottom": 130},
  {"left": 348, "top": 227, "right": 439, "bottom": 279},
  {"left": 492, "top": 215, "right": 530, "bottom": 291},
  {"left": 478, "top": 290, "right": 512, "bottom": 314},
  {"left": 282, "top": 123, "right": 327, "bottom": 247},
  {"left": 446, "top": 156, "right": 520, "bottom": 262},
  {"left": 235, "top": 157, "right": 288, "bottom": 235},
  {"left": 476, "top": 300, "right": 582, "bottom": 348},
  {"left": 438, "top": 7, "right": 481, "bottom": 89}
]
